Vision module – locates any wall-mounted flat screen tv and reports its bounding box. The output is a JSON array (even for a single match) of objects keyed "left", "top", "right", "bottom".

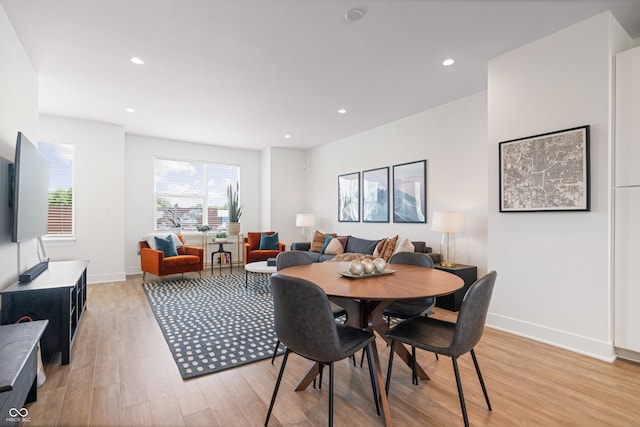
[{"left": 10, "top": 131, "right": 49, "bottom": 242}]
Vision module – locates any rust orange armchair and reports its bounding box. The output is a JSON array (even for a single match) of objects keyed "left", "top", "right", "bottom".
[
  {"left": 139, "top": 234, "right": 204, "bottom": 281},
  {"left": 244, "top": 231, "right": 286, "bottom": 264}
]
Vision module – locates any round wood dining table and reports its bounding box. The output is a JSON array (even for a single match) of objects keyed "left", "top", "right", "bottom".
[{"left": 278, "top": 261, "right": 464, "bottom": 427}]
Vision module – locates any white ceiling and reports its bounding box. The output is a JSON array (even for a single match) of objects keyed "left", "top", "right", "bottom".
[{"left": 2, "top": 0, "right": 640, "bottom": 151}]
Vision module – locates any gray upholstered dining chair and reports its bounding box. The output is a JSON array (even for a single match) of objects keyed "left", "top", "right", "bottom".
[
  {"left": 265, "top": 273, "right": 381, "bottom": 427},
  {"left": 357, "top": 251, "right": 437, "bottom": 368},
  {"left": 385, "top": 271, "right": 497, "bottom": 427},
  {"left": 271, "top": 251, "right": 347, "bottom": 364},
  {"left": 383, "top": 251, "right": 436, "bottom": 324}
]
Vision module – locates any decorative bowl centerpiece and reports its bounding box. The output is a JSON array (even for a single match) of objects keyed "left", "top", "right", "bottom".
[{"left": 339, "top": 258, "right": 394, "bottom": 279}]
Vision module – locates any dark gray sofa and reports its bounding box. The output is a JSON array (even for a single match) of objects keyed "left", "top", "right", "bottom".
[{"left": 290, "top": 235, "right": 441, "bottom": 263}]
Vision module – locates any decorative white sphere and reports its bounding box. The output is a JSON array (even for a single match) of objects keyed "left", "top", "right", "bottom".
[
  {"left": 349, "top": 260, "right": 364, "bottom": 275},
  {"left": 373, "top": 257, "right": 387, "bottom": 273},
  {"left": 361, "top": 258, "right": 375, "bottom": 274}
]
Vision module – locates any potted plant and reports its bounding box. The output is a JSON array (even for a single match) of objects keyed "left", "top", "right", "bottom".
[
  {"left": 226, "top": 182, "right": 243, "bottom": 235},
  {"left": 214, "top": 230, "right": 227, "bottom": 243},
  {"left": 197, "top": 224, "right": 211, "bottom": 233}
]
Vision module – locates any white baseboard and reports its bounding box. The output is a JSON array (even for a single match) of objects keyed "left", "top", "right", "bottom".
[
  {"left": 87, "top": 271, "right": 126, "bottom": 284},
  {"left": 486, "top": 312, "right": 616, "bottom": 362}
]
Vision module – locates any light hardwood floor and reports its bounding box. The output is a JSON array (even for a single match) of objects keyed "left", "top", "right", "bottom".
[{"left": 23, "top": 271, "right": 640, "bottom": 426}]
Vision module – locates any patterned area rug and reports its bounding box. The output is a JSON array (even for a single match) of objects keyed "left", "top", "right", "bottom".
[{"left": 142, "top": 273, "right": 282, "bottom": 380}]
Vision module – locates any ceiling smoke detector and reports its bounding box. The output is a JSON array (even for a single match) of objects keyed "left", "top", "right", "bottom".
[{"left": 344, "top": 8, "right": 365, "bottom": 23}]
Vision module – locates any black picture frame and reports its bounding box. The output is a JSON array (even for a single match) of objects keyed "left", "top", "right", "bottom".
[
  {"left": 362, "top": 167, "right": 389, "bottom": 223},
  {"left": 499, "top": 125, "right": 590, "bottom": 212},
  {"left": 338, "top": 172, "right": 360, "bottom": 222},
  {"left": 393, "top": 160, "right": 426, "bottom": 223}
]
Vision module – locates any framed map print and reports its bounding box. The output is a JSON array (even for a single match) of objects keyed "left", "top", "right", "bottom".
[{"left": 499, "top": 125, "right": 590, "bottom": 212}]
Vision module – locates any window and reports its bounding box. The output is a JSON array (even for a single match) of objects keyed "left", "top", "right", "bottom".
[
  {"left": 38, "top": 141, "right": 74, "bottom": 237},
  {"left": 154, "top": 158, "right": 240, "bottom": 231}
]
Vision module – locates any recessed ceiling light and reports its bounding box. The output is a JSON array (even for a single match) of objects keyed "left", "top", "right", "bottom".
[
  {"left": 442, "top": 58, "right": 455, "bottom": 66},
  {"left": 344, "top": 8, "right": 365, "bottom": 22},
  {"left": 338, "top": 108, "right": 347, "bottom": 114},
  {"left": 284, "top": 134, "right": 292, "bottom": 139},
  {"left": 130, "top": 57, "right": 145, "bottom": 65},
  {"left": 125, "top": 108, "right": 135, "bottom": 113}
]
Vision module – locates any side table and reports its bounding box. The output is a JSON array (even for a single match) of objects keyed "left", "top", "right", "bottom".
[
  {"left": 211, "top": 243, "right": 232, "bottom": 275},
  {"left": 433, "top": 264, "right": 477, "bottom": 311}
]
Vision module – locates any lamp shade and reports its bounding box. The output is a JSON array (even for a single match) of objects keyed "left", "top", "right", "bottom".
[
  {"left": 431, "top": 211, "right": 465, "bottom": 232},
  {"left": 295, "top": 213, "right": 315, "bottom": 227}
]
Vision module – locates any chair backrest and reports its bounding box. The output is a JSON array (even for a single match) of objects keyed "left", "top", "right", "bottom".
[
  {"left": 270, "top": 273, "right": 342, "bottom": 363},
  {"left": 449, "top": 271, "right": 497, "bottom": 356},
  {"left": 276, "top": 251, "right": 313, "bottom": 271},
  {"left": 388, "top": 251, "right": 434, "bottom": 268}
]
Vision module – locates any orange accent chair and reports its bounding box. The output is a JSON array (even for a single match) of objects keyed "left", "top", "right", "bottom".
[
  {"left": 244, "top": 231, "right": 286, "bottom": 264},
  {"left": 139, "top": 234, "right": 204, "bottom": 281}
]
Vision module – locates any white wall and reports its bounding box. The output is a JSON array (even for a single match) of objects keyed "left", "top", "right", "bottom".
[
  {"left": 487, "top": 12, "right": 631, "bottom": 361},
  {"left": 39, "top": 115, "right": 126, "bottom": 283},
  {"left": 304, "top": 92, "right": 488, "bottom": 273},
  {"left": 0, "top": 4, "right": 39, "bottom": 289},
  {"left": 124, "top": 134, "right": 262, "bottom": 274},
  {"left": 267, "top": 147, "right": 307, "bottom": 247}
]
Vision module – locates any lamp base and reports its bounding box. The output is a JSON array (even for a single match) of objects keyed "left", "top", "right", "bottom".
[{"left": 440, "top": 232, "right": 456, "bottom": 268}]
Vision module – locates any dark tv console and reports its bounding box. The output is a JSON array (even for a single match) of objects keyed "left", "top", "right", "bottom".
[{"left": 1, "top": 260, "right": 89, "bottom": 365}]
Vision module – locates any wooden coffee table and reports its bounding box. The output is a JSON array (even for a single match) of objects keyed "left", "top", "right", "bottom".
[{"left": 244, "top": 261, "right": 277, "bottom": 288}]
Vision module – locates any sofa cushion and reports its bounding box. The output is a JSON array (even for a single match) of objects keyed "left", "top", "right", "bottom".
[
  {"left": 394, "top": 237, "right": 415, "bottom": 255},
  {"left": 259, "top": 232, "right": 279, "bottom": 250},
  {"left": 380, "top": 235, "right": 399, "bottom": 260},
  {"left": 310, "top": 230, "right": 336, "bottom": 252},
  {"left": 155, "top": 235, "right": 178, "bottom": 258},
  {"left": 345, "top": 236, "right": 381, "bottom": 255},
  {"left": 323, "top": 238, "right": 345, "bottom": 255},
  {"left": 163, "top": 254, "right": 200, "bottom": 267}
]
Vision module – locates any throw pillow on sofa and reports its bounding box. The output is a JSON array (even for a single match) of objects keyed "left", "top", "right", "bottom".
[
  {"left": 393, "top": 237, "right": 415, "bottom": 255},
  {"left": 323, "top": 237, "right": 345, "bottom": 255},
  {"left": 310, "top": 230, "right": 336, "bottom": 252}
]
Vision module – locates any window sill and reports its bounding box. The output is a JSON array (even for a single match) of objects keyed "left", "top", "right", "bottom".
[{"left": 42, "top": 235, "right": 76, "bottom": 246}]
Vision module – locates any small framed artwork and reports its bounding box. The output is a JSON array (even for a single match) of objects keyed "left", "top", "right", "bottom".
[
  {"left": 338, "top": 172, "right": 360, "bottom": 222},
  {"left": 362, "top": 167, "right": 389, "bottom": 222},
  {"left": 499, "top": 125, "right": 590, "bottom": 212},
  {"left": 393, "top": 160, "right": 426, "bottom": 223}
]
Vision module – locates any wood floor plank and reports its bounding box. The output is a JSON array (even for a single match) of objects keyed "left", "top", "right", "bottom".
[{"left": 23, "top": 273, "right": 640, "bottom": 426}]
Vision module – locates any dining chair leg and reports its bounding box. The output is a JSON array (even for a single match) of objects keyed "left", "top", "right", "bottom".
[
  {"left": 470, "top": 349, "right": 492, "bottom": 411},
  {"left": 265, "top": 348, "right": 290, "bottom": 426},
  {"left": 271, "top": 340, "right": 281, "bottom": 364},
  {"left": 318, "top": 363, "right": 324, "bottom": 390},
  {"left": 411, "top": 346, "right": 418, "bottom": 385},
  {"left": 451, "top": 357, "right": 470, "bottom": 427},
  {"left": 328, "top": 362, "right": 335, "bottom": 427},
  {"left": 385, "top": 340, "right": 396, "bottom": 395},
  {"left": 364, "top": 344, "right": 381, "bottom": 416}
]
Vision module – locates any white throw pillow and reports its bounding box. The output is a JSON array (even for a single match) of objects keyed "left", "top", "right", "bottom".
[
  {"left": 393, "top": 237, "right": 415, "bottom": 255},
  {"left": 324, "top": 238, "right": 345, "bottom": 255}
]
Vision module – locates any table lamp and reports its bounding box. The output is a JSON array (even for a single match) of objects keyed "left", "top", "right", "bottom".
[
  {"left": 295, "top": 213, "right": 315, "bottom": 242},
  {"left": 431, "top": 211, "right": 465, "bottom": 267}
]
